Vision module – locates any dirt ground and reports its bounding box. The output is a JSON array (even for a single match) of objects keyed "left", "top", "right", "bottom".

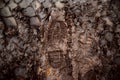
[{"left": 0, "top": 0, "right": 120, "bottom": 80}]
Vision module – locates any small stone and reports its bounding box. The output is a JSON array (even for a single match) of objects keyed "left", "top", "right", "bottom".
[
  {"left": 100, "top": 39, "right": 107, "bottom": 46},
  {"left": 8, "top": 1, "right": 17, "bottom": 10},
  {"left": 0, "top": 30, "right": 3, "bottom": 38},
  {"left": 97, "top": 24, "right": 104, "bottom": 31},
  {"left": 50, "top": 8, "right": 65, "bottom": 21},
  {"left": 39, "top": 0, "right": 45, "bottom": 3},
  {"left": 0, "top": 1, "right": 5, "bottom": 8},
  {"left": 0, "top": 44, "right": 4, "bottom": 51},
  {"left": 79, "top": 33, "right": 87, "bottom": 44},
  {"left": 0, "top": 39, "right": 4, "bottom": 51},
  {"left": 32, "top": 0, "right": 41, "bottom": 10},
  {"left": 52, "top": 0, "right": 56, "bottom": 2},
  {"left": 0, "top": 39, "right": 4, "bottom": 45},
  {"left": 103, "top": 17, "right": 113, "bottom": 26},
  {"left": 92, "top": 1, "right": 98, "bottom": 7},
  {"left": 107, "top": 50, "right": 112, "bottom": 56},
  {"left": 43, "top": 0, "right": 52, "bottom": 8},
  {"left": 102, "top": 0, "right": 107, "bottom": 2},
  {"left": 0, "top": 6, "right": 11, "bottom": 17},
  {"left": 4, "top": 0, "right": 9, "bottom": 3},
  {"left": 0, "top": 21, "right": 5, "bottom": 30},
  {"left": 19, "top": 0, "right": 33, "bottom": 8},
  {"left": 115, "top": 24, "right": 120, "bottom": 33},
  {"left": 80, "top": 0, "right": 86, "bottom": 3},
  {"left": 57, "top": 11, "right": 65, "bottom": 21},
  {"left": 14, "top": 67, "right": 27, "bottom": 78},
  {"left": 105, "top": 32, "right": 113, "bottom": 42},
  {"left": 114, "top": 57, "right": 120, "bottom": 65},
  {"left": 3, "top": 17, "right": 17, "bottom": 27},
  {"left": 23, "top": 7, "right": 35, "bottom": 17},
  {"left": 39, "top": 12, "right": 46, "bottom": 19},
  {"left": 30, "top": 17, "right": 40, "bottom": 26},
  {"left": 11, "top": 37, "right": 19, "bottom": 43},
  {"left": 6, "top": 41, "right": 15, "bottom": 51},
  {"left": 33, "top": 29, "right": 37, "bottom": 35},
  {"left": 55, "top": 1, "right": 64, "bottom": 9},
  {"left": 95, "top": 11, "right": 101, "bottom": 17},
  {"left": 14, "top": 0, "right": 21, "bottom": 3}
]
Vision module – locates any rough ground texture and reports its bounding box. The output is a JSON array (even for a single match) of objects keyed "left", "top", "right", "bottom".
[{"left": 0, "top": 0, "right": 120, "bottom": 80}]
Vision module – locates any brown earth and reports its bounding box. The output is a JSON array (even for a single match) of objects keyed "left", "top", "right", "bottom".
[{"left": 0, "top": 0, "right": 120, "bottom": 80}]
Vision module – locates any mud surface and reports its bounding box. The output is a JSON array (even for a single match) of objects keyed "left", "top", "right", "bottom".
[{"left": 0, "top": 0, "right": 120, "bottom": 80}]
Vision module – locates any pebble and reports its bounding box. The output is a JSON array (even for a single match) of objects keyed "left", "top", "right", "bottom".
[
  {"left": 14, "top": 0, "right": 21, "bottom": 3},
  {"left": 43, "top": 0, "right": 52, "bottom": 8},
  {"left": 107, "top": 50, "right": 112, "bottom": 56},
  {"left": 0, "top": 21, "right": 4, "bottom": 30},
  {"left": 3, "top": 17, "right": 17, "bottom": 27},
  {"left": 118, "top": 39, "right": 120, "bottom": 46},
  {"left": 11, "top": 37, "right": 19, "bottom": 43},
  {"left": 115, "top": 24, "right": 120, "bottom": 33},
  {"left": 105, "top": 32, "right": 113, "bottom": 42},
  {"left": 103, "top": 17, "right": 113, "bottom": 26},
  {"left": 95, "top": 11, "right": 101, "bottom": 17},
  {"left": 32, "top": 0, "right": 41, "bottom": 10},
  {"left": 100, "top": 39, "right": 107, "bottom": 46},
  {"left": 8, "top": 1, "right": 17, "bottom": 10},
  {"left": 78, "top": 0, "right": 86, "bottom": 4},
  {"left": 0, "top": 6, "right": 12, "bottom": 17},
  {"left": 50, "top": 8, "right": 65, "bottom": 21},
  {"left": 39, "top": 0, "right": 45, "bottom": 3},
  {"left": 79, "top": 33, "right": 87, "bottom": 44},
  {"left": 56, "top": 11, "right": 65, "bottom": 21},
  {"left": 55, "top": 1, "right": 64, "bottom": 9},
  {"left": 0, "top": 30, "right": 3, "bottom": 38},
  {"left": 4, "top": 0, "right": 10, "bottom": 3},
  {"left": 6, "top": 41, "right": 15, "bottom": 51},
  {"left": 19, "top": 0, "right": 33, "bottom": 8},
  {"left": 14, "top": 67, "right": 27, "bottom": 78},
  {"left": 0, "top": 1, "right": 5, "bottom": 8},
  {"left": 30, "top": 17, "right": 40, "bottom": 26},
  {"left": 114, "top": 56, "right": 120, "bottom": 65},
  {"left": 23, "top": 7, "right": 35, "bottom": 17},
  {"left": 39, "top": 11, "right": 46, "bottom": 19},
  {"left": 97, "top": 23, "right": 104, "bottom": 31},
  {"left": 0, "top": 39, "right": 4, "bottom": 52}
]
